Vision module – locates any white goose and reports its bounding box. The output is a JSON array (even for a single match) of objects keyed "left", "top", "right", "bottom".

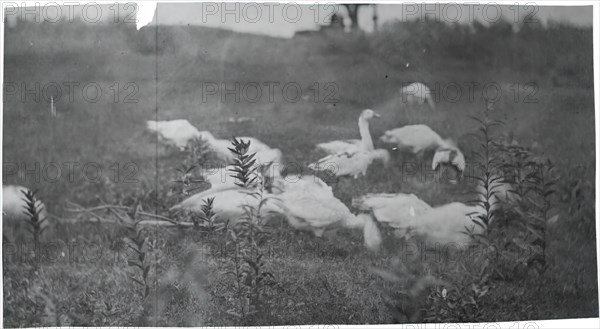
[
  {"left": 147, "top": 119, "right": 201, "bottom": 151},
  {"left": 353, "top": 192, "right": 486, "bottom": 246},
  {"left": 270, "top": 175, "right": 333, "bottom": 197},
  {"left": 309, "top": 109, "right": 390, "bottom": 178},
  {"left": 273, "top": 176, "right": 382, "bottom": 251},
  {"left": 380, "top": 124, "right": 465, "bottom": 176},
  {"left": 173, "top": 173, "right": 382, "bottom": 251},
  {"left": 146, "top": 120, "right": 280, "bottom": 163},
  {"left": 380, "top": 124, "right": 446, "bottom": 155},
  {"left": 352, "top": 192, "right": 432, "bottom": 238},
  {"left": 316, "top": 109, "right": 379, "bottom": 154},
  {"left": 400, "top": 82, "right": 435, "bottom": 109}
]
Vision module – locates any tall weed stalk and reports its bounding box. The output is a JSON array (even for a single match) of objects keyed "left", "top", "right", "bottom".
[{"left": 223, "top": 137, "right": 275, "bottom": 321}]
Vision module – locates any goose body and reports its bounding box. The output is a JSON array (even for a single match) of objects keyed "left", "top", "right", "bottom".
[
  {"left": 171, "top": 187, "right": 281, "bottom": 224},
  {"left": 411, "top": 202, "right": 485, "bottom": 246},
  {"left": 353, "top": 193, "right": 485, "bottom": 246},
  {"left": 272, "top": 175, "right": 340, "bottom": 234},
  {"left": 274, "top": 177, "right": 382, "bottom": 250},
  {"left": 380, "top": 125, "right": 445, "bottom": 154},
  {"left": 271, "top": 175, "right": 333, "bottom": 197},
  {"left": 381, "top": 125, "right": 465, "bottom": 177},
  {"left": 198, "top": 131, "right": 277, "bottom": 164},
  {"left": 174, "top": 172, "right": 381, "bottom": 251},
  {"left": 147, "top": 119, "right": 201, "bottom": 150},
  {"left": 254, "top": 148, "right": 284, "bottom": 166},
  {"left": 202, "top": 161, "right": 283, "bottom": 193},
  {"left": 309, "top": 149, "right": 390, "bottom": 178},
  {"left": 352, "top": 193, "right": 432, "bottom": 236},
  {"left": 400, "top": 82, "right": 435, "bottom": 109}
]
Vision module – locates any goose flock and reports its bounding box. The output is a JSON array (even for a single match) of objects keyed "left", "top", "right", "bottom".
[
  {"left": 4, "top": 83, "right": 506, "bottom": 252},
  {"left": 145, "top": 104, "right": 488, "bottom": 251}
]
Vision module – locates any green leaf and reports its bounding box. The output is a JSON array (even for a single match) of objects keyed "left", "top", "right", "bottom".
[
  {"left": 525, "top": 225, "right": 544, "bottom": 240},
  {"left": 128, "top": 260, "right": 144, "bottom": 270},
  {"left": 128, "top": 276, "right": 145, "bottom": 286}
]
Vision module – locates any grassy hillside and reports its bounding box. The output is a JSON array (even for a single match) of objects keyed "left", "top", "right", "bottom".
[{"left": 3, "top": 18, "right": 597, "bottom": 326}]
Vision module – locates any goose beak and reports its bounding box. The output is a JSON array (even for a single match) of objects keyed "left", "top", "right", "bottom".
[{"left": 373, "top": 112, "right": 381, "bottom": 118}]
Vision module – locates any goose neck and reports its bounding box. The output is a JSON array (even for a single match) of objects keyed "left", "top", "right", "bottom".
[
  {"left": 358, "top": 117, "right": 375, "bottom": 151},
  {"left": 344, "top": 213, "right": 368, "bottom": 229}
]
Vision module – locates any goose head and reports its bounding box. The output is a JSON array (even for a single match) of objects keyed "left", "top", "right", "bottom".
[
  {"left": 360, "top": 109, "right": 381, "bottom": 121},
  {"left": 433, "top": 142, "right": 465, "bottom": 184},
  {"left": 379, "top": 130, "right": 395, "bottom": 144}
]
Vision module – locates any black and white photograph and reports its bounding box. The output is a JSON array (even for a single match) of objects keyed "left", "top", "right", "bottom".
[{"left": 2, "top": 1, "right": 599, "bottom": 327}]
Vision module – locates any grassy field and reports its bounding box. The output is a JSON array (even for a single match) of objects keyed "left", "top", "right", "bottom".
[{"left": 2, "top": 18, "right": 598, "bottom": 326}]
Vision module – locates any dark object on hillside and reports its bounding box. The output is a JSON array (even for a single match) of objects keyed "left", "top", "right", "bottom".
[{"left": 343, "top": 4, "right": 379, "bottom": 31}]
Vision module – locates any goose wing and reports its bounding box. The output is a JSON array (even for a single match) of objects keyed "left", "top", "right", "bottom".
[
  {"left": 273, "top": 175, "right": 333, "bottom": 197},
  {"left": 278, "top": 188, "right": 350, "bottom": 229},
  {"left": 352, "top": 193, "right": 431, "bottom": 229},
  {"left": 308, "top": 149, "right": 372, "bottom": 177},
  {"left": 412, "top": 202, "right": 478, "bottom": 246},
  {"left": 384, "top": 125, "right": 444, "bottom": 153},
  {"left": 172, "top": 187, "right": 283, "bottom": 223},
  {"left": 316, "top": 139, "right": 362, "bottom": 155}
]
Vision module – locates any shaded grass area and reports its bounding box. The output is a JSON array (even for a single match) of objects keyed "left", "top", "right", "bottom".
[
  {"left": 4, "top": 218, "right": 597, "bottom": 326},
  {"left": 3, "top": 18, "right": 598, "bottom": 326}
]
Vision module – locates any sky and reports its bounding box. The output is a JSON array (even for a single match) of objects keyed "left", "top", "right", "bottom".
[
  {"left": 141, "top": 3, "right": 593, "bottom": 38},
  {"left": 3, "top": 2, "right": 594, "bottom": 37}
]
